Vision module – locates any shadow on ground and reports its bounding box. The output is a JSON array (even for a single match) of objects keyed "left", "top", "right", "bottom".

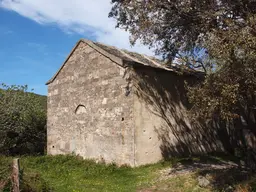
[
  {"left": 138, "top": 155, "right": 256, "bottom": 192},
  {"left": 164, "top": 155, "right": 256, "bottom": 192}
]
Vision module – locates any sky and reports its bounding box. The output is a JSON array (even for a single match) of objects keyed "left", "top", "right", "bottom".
[{"left": 0, "top": 0, "right": 154, "bottom": 95}]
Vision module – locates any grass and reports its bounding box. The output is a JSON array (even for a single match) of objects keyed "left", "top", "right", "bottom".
[
  {"left": 0, "top": 155, "right": 169, "bottom": 192},
  {"left": 143, "top": 174, "right": 211, "bottom": 192},
  {"left": 0, "top": 155, "right": 256, "bottom": 192},
  {"left": 0, "top": 156, "right": 12, "bottom": 192}
]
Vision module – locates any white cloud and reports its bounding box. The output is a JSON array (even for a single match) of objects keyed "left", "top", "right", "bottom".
[{"left": 0, "top": 0, "right": 154, "bottom": 55}]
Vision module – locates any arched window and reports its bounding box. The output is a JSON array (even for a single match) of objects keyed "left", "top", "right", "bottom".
[{"left": 75, "top": 104, "right": 86, "bottom": 114}]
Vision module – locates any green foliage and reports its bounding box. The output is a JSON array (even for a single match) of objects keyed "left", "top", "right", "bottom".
[
  {"left": 188, "top": 14, "right": 256, "bottom": 120},
  {"left": 110, "top": 0, "right": 256, "bottom": 59},
  {"left": 0, "top": 83, "right": 46, "bottom": 155},
  {"left": 110, "top": 0, "right": 256, "bottom": 134},
  {"left": 0, "top": 155, "right": 169, "bottom": 192},
  {"left": 1, "top": 155, "right": 255, "bottom": 191},
  {"left": 0, "top": 156, "right": 12, "bottom": 191},
  {"left": 110, "top": 1, "right": 256, "bottom": 167},
  {"left": 0, "top": 156, "right": 12, "bottom": 180}
]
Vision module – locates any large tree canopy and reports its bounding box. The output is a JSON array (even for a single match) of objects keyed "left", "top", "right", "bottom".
[
  {"left": 110, "top": 1, "right": 256, "bottom": 162},
  {"left": 110, "top": 0, "right": 256, "bottom": 60},
  {"left": 109, "top": 0, "right": 256, "bottom": 125}
]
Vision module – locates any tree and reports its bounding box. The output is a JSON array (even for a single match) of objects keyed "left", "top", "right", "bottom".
[
  {"left": 0, "top": 84, "right": 46, "bottom": 155},
  {"left": 110, "top": 0, "right": 256, "bottom": 164},
  {"left": 110, "top": 0, "right": 256, "bottom": 60},
  {"left": 110, "top": 0, "right": 256, "bottom": 127}
]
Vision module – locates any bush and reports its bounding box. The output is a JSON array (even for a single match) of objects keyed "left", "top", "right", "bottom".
[{"left": 0, "top": 84, "right": 46, "bottom": 155}]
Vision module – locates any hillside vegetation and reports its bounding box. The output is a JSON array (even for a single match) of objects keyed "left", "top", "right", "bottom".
[
  {"left": 0, "top": 84, "right": 47, "bottom": 156},
  {"left": 0, "top": 86, "right": 46, "bottom": 109}
]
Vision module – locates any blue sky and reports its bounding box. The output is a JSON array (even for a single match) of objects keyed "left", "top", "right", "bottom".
[
  {"left": 0, "top": 0, "right": 153, "bottom": 95},
  {"left": 0, "top": 9, "right": 87, "bottom": 95}
]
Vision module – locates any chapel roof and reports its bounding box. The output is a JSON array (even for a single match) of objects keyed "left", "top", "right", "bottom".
[{"left": 46, "top": 39, "right": 200, "bottom": 85}]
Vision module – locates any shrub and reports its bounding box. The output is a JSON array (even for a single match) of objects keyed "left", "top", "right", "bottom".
[{"left": 0, "top": 84, "right": 46, "bottom": 155}]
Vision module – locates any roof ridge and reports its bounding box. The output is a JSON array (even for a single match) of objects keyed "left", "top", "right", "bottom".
[
  {"left": 92, "top": 41, "right": 124, "bottom": 54},
  {"left": 46, "top": 38, "right": 199, "bottom": 85},
  {"left": 81, "top": 39, "right": 123, "bottom": 65},
  {"left": 92, "top": 40, "right": 162, "bottom": 66},
  {"left": 83, "top": 38, "right": 177, "bottom": 72},
  {"left": 141, "top": 54, "right": 173, "bottom": 71},
  {"left": 118, "top": 49, "right": 149, "bottom": 66}
]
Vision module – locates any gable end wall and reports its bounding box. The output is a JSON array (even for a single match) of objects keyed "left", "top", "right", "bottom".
[{"left": 47, "top": 42, "right": 135, "bottom": 166}]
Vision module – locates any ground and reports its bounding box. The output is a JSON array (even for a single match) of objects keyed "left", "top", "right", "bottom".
[{"left": 0, "top": 155, "right": 256, "bottom": 192}]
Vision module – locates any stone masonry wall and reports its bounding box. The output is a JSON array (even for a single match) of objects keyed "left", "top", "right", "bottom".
[
  {"left": 132, "top": 66, "right": 224, "bottom": 165},
  {"left": 47, "top": 42, "right": 135, "bottom": 166}
]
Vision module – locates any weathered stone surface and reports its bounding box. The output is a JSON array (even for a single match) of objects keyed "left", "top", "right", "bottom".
[
  {"left": 47, "top": 39, "right": 226, "bottom": 167},
  {"left": 47, "top": 41, "right": 135, "bottom": 166}
]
